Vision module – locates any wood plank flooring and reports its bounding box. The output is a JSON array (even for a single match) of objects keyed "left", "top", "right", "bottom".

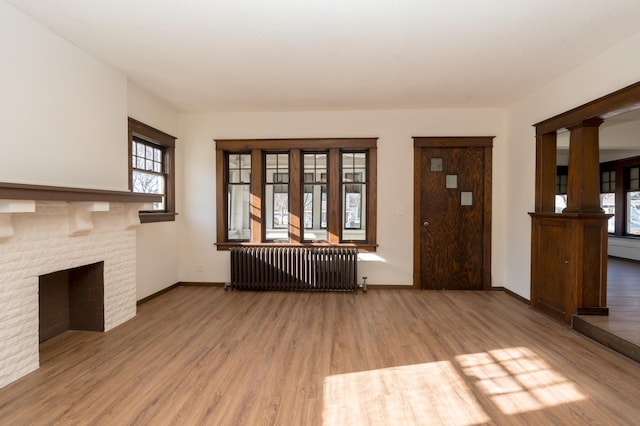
[
  {"left": 577, "top": 257, "right": 640, "bottom": 348},
  {"left": 1, "top": 288, "right": 640, "bottom": 425}
]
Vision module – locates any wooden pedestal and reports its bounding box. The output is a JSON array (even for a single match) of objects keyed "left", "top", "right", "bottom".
[{"left": 530, "top": 213, "right": 610, "bottom": 324}]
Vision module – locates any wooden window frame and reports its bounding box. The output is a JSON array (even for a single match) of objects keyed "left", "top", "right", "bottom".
[
  {"left": 215, "top": 138, "right": 377, "bottom": 251},
  {"left": 128, "top": 117, "right": 177, "bottom": 223}
]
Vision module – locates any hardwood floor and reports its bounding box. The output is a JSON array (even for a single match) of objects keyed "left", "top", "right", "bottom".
[
  {"left": 574, "top": 257, "right": 640, "bottom": 362},
  {"left": 2, "top": 288, "right": 640, "bottom": 425}
]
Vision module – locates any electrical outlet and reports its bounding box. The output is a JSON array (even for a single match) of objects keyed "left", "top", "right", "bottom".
[{"left": 197, "top": 264, "right": 203, "bottom": 272}]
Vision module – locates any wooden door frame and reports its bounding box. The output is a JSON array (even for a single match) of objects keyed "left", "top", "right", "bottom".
[{"left": 413, "top": 137, "right": 494, "bottom": 290}]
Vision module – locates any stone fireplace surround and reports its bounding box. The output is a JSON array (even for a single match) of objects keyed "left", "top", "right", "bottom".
[{"left": 0, "top": 183, "right": 159, "bottom": 389}]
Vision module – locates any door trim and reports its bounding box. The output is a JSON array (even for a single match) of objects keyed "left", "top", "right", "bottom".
[{"left": 413, "top": 137, "right": 494, "bottom": 290}]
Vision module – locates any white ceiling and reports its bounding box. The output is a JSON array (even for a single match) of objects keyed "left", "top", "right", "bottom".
[{"left": 8, "top": 0, "right": 640, "bottom": 112}]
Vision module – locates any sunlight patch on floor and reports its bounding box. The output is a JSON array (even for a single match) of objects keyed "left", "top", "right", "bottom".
[
  {"left": 323, "top": 347, "right": 587, "bottom": 424},
  {"left": 456, "top": 347, "right": 587, "bottom": 415},
  {"left": 323, "top": 361, "right": 490, "bottom": 425}
]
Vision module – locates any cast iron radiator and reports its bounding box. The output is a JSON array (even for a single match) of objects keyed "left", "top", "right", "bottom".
[{"left": 228, "top": 247, "right": 358, "bottom": 292}]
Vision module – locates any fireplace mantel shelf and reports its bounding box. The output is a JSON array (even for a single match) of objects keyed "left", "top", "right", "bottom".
[
  {"left": 0, "top": 183, "right": 160, "bottom": 242},
  {"left": 0, "top": 182, "right": 161, "bottom": 203}
]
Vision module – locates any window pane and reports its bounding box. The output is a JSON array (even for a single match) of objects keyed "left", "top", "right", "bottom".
[
  {"left": 303, "top": 153, "right": 328, "bottom": 241},
  {"left": 228, "top": 153, "right": 251, "bottom": 183},
  {"left": 627, "top": 191, "right": 640, "bottom": 235},
  {"left": 601, "top": 170, "right": 615, "bottom": 193},
  {"left": 342, "top": 152, "right": 367, "bottom": 241},
  {"left": 227, "top": 184, "right": 251, "bottom": 241},
  {"left": 630, "top": 167, "right": 640, "bottom": 191},
  {"left": 600, "top": 193, "right": 615, "bottom": 233},
  {"left": 132, "top": 171, "right": 165, "bottom": 210},
  {"left": 265, "top": 153, "right": 289, "bottom": 241}
]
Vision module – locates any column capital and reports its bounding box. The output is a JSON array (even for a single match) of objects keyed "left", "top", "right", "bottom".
[{"left": 567, "top": 117, "right": 604, "bottom": 131}]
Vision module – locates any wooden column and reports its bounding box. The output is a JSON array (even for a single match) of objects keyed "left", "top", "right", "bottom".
[
  {"left": 531, "top": 118, "right": 609, "bottom": 324},
  {"left": 563, "top": 118, "right": 604, "bottom": 214},
  {"left": 535, "top": 132, "right": 558, "bottom": 213}
]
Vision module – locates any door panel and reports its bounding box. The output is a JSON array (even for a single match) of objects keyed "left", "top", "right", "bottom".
[{"left": 420, "top": 147, "right": 485, "bottom": 290}]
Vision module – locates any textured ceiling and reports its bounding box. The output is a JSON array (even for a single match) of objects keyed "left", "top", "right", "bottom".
[{"left": 8, "top": 0, "right": 640, "bottom": 112}]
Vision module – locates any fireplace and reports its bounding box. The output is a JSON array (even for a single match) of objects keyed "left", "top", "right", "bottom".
[
  {"left": 0, "top": 182, "right": 159, "bottom": 389},
  {"left": 39, "top": 262, "right": 105, "bottom": 343}
]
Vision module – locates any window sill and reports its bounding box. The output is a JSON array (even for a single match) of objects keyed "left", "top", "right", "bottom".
[
  {"left": 139, "top": 211, "right": 177, "bottom": 223},
  {"left": 609, "top": 234, "right": 640, "bottom": 239},
  {"left": 215, "top": 241, "right": 377, "bottom": 252}
]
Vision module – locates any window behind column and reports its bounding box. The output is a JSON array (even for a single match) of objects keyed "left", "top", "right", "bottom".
[
  {"left": 555, "top": 166, "right": 568, "bottom": 213},
  {"left": 626, "top": 166, "right": 640, "bottom": 235},
  {"left": 600, "top": 169, "right": 615, "bottom": 233}
]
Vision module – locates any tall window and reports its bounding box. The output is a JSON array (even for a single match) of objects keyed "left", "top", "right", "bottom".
[
  {"left": 303, "top": 153, "right": 328, "bottom": 242},
  {"left": 627, "top": 166, "right": 640, "bottom": 235},
  {"left": 215, "top": 138, "right": 377, "bottom": 251},
  {"left": 600, "top": 169, "right": 615, "bottom": 233},
  {"left": 555, "top": 166, "right": 568, "bottom": 213},
  {"left": 227, "top": 154, "right": 251, "bottom": 241},
  {"left": 342, "top": 152, "right": 367, "bottom": 241},
  {"left": 128, "top": 118, "right": 177, "bottom": 223},
  {"left": 265, "top": 153, "right": 289, "bottom": 241}
]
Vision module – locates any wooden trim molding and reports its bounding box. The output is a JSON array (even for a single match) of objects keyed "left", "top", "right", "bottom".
[
  {"left": 413, "top": 137, "right": 494, "bottom": 148},
  {"left": 492, "top": 287, "right": 530, "bottom": 304},
  {"left": 215, "top": 138, "right": 377, "bottom": 151},
  {"left": 366, "top": 284, "right": 413, "bottom": 290},
  {"left": 534, "top": 81, "right": 640, "bottom": 135},
  {"left": 215, "top": 242, "right": 378, "bottom": 252},
  {"left": 0, "top": 182, "right": 162, "bottom": 204},
  {"left": 129, "top": 117, "right": 176, "bottom": 148},
  {"left": 137, "top": 282, "right": 226, "bottom": 306}
]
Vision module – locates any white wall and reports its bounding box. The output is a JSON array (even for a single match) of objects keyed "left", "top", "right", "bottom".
[
  {"left": 0, "top": 0, "right": 127, "bottom": 191},
  {"left": 600, "top": 119, "right": 640, "bottom": 150},
  {"left": 0, "top": 0, "right": 181, "bottom": 302},
  {"left": 505, "top": 31, "right": 640, "bottom": 299},
  {"left": 178, "top": 109, "right": 508, "bottom": 287},
  {"left": 127, "top": 82, "right": 181, "bottom": 300}
]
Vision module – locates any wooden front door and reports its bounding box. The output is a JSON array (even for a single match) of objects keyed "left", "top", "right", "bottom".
[{"left": 413, "top": 137, "right": 493, "bottom": 290}]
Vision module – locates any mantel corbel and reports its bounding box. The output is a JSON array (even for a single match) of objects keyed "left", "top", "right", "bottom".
[
  {"left": 124, "top": 203, "right": 153, "bottom": 229},
  {"left": 0, "top": 200, "right": 36, "bottom": 243},
  {"left": 69, "top": 202, "right": 110, "bottom": 236}
]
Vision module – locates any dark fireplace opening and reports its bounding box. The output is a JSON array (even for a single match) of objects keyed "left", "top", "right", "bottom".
[{"left": 39, "top": 261, "right": 105, "bottom": 343}]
